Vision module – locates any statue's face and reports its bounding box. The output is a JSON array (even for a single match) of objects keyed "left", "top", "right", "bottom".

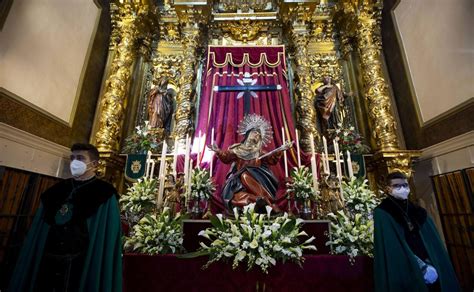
[
  {"left": 323, "top": 76, "right": 332, "bottom": 84},
  {"left": 247, "top": 129, "right": 261, "bottom": 144}
]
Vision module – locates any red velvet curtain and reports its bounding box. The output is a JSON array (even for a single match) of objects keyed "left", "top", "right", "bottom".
[{"left": 192, "top": 46, "right": 312, "bottom": 212}]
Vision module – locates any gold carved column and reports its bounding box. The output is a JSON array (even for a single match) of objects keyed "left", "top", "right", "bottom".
[
  {"left": 174, "top": 20, "right": 201, "bottom": 141},
  {"left": 93, "top": 1, "right": 152, "bottom": 180},
  {"left": 287, "top": 4, "right": 320, "bottom": 151},
  {"left": 351, "top": 3, "right": 420, "bottom": 179},
  {"left": 356, "top": 8, "right": 398, "bottom": 151}
]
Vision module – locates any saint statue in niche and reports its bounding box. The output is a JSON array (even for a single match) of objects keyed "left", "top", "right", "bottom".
[
  {"left": 314, "top": 76, "right": 350, "bottom": 134},
  {"left": 208, "top": 114, "right": 293, "bottom": 213},
  {"left": 147, "top": 78, "right": 175, "bottom": 133}
]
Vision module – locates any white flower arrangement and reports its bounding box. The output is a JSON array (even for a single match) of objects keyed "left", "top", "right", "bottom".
[
  {"left": 325, "top": 177, "right": 379, "bottom": 263},
  {"left": 192, "top": 203, "right": 316, "bottom": 274},
  {"left": 190, "top": 168, "right": 215, "bottom": 201},
  {"left": 326, "top": 211, "right": 374, "bottom": 263},
  {"left": 124, "top": 207, "right": 185, "bottom": 254},
  {"left": 342, "top": 177, "right": 380, "bottom": 219},
  {"left": 286, "top": 166, "right": 319, "bottom": 201},
  {"left": 120, "top": 177, "right": 157, "bottom": 225}
]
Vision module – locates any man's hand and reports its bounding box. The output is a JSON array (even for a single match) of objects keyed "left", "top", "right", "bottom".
[{"left": 207, "top": 143, "right": 220, "bottom": 152}]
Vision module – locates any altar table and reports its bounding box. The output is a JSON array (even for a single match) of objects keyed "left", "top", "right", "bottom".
[{"left": 123, "top": 254, "right": 373, "bottom": 292}]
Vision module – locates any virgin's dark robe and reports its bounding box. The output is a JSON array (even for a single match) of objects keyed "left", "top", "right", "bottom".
[
  {"left": 315, "top": 84, "right": 344, "bottom": 131},
  {"left": 216, "top": 149, "right": 282, "bottom": 210},
  {"left": 374, "top": 197, "right": 460, "bottom": 292},
  {"left": 8, "top": 177, "right": 122, "bottom": 292}
]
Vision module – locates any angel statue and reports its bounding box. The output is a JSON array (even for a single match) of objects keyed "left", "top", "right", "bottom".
[{"left": 208, "top": 114, "right": 293, "bottom": 213}]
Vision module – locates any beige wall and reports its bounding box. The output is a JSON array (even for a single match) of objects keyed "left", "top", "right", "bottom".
[
  {"left": 0, "top": 0, "right": 100, "bottom": 124},
  {"left": 394, "top": 0, "right": 474, "bottom": 124}
]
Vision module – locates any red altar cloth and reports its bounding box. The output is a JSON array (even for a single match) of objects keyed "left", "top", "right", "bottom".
[{"left": 123, "top": 254, "right": 373, "bottom": 292}]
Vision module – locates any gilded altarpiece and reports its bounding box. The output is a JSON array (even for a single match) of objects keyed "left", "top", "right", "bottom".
[{"left": 92, "top": 0, "right": 420, "bottom": 190}]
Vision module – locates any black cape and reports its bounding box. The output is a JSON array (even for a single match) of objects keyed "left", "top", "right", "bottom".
[
  {"left": 8, "top": 178, "right": 122, "bottom": 292},
  {"left": 374, "top": 197, "right": 460, "bottom": 291}
]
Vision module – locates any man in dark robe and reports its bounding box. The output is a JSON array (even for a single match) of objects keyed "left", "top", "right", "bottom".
[
  {"left": 209, "top": 120, "right": 292, "bottom": 213},
  {"left": 374, "top": 171, "right": 459, "bottom": 292},
  {"left": 8, "top": 143, "right": 122, "bottom": 292}
]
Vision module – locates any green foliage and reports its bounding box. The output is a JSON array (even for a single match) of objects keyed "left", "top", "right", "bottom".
[
  {"left": 122, "top": 121, "right": 161, "bottom": 154},
  {"left": 190, "top": 168, "right": 215, "bottom": 200},
  {"left": 124, "top": 207, "right": 185, "bottom": 254},
  {"left": 195, "top": 204, "right": 316, "bottom": 273},
  {"left": 286, "top": 166, "right": 318, "bottom": 201},
  {"left": 326, "top": 177, "right": 380, "bottom": 263}
]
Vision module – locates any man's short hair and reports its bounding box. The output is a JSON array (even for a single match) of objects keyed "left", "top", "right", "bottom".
[
  {"left": 386, "top": 171, "right": 407, "bottom": 185},
  {"left": 71, "top": 143, "right": 100, "bottom": 161}
]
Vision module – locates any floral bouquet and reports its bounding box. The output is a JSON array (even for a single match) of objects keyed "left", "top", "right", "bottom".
[
  {"left": 331, "top": 124, "right": 370, "bottom": 154},
  {"left": 325, "top": 177, "right": 379, "bottom": 263},
  {"left": 342, "top": 177, "right": 380, "bottom": 219},
  {"left": 190, "top": 168, "right": 215, "bottom": 201},
  {"left": 286, "top": 166, "right": 319, "bottom": 201},
  {"left": 184, "top": 204, "right": 316, "bottom": 274},
  {"left": 124, "top": 207, "right": 185, "bottom": 254},
  {"left": 326, "top": 211, "right": 374, "bottom": 262},
  {"left": 122, "top": 121, "right": 161, "bottom": 154},
  {"left": 120, "top": 177, "right": 157, "bottom": 226}
]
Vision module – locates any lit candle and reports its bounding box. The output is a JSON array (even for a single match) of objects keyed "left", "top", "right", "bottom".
[
  {"left": 311, "top": 156, "right": 319, "bottom": 193},
  {"left": 186, "top": 158, "right": 193, "bottom": 207},
  {"left": 198, "top": 130, "right": 202, "bottom": 166},
  {"left": 295, "top": 129, "right": 301, "bottom": 167},
  {"left": 172, "top": 136, "right": 178, "bottom": 177},
  {"left": 157, "top": 141, "right": 168, "bottom": 209},
  {"left": 281, "top": 127, "right": 288, "bottom": 177},
  {"left": 145, "top": 150, "right": 152, "bottom": 178},
  {"left": 333, "top": 139, "right": 342, "bottom": 182},
  {"left": 323, "top": 136, "right": 329, "bottom": 173},
  {"left": 183, "top": 134, "right": 190, "bottom": 192},
  {"left": 346, "top": 150, "right": 354, "bottom": 178},
  {"left": 210, "top": 127, "right": 215, "bottom": 177}
]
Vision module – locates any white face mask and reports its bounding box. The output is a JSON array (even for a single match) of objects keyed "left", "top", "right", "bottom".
[
  {"left": 70, "top": 160, "right": 88, "bottom": 177},
  {"left": 391, "top": 187, "right": 410, "bottom": 200}
]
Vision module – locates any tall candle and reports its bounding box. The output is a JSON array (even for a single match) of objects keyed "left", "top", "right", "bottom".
[
  {"left": 198, "top": 130, "right": 202, "bottom": 166},
  {"left": 346, "top": 150, "right": 354, "bottom": 178},
  {"left": 323, "top": 136, "right": 329, "bottom": 173},
  {"left": 281, "top": 127, "right": 288, "bottom": 177},
  {"left": 157, "top": 141, "right": 168, "bottom": 209},
  {"left": 210, "top": 127, "right": 215, "bottom": 177},
  {"left": 310, "top": 156, "right": 319, "bottom": 193},
  {"left": 310, "top": 133, "right": 316, "bottom": 159},
  {"left": 186, "top": 158, "right": 193, "bottom": 208},
  {"left": 145, "top": 151, "right": 152, "bottom": 178},
  {"left": 172, "top": 136, "right": 178, "bottom": 177},
  {"left": 183, "top": 134, "right": 190, "bottom": 193},
  {"left": 333, "top": 139, "right": 342, "bottom": 181},
  {"left": 295, "top": 129, "right": 301, "bottom": 167}
]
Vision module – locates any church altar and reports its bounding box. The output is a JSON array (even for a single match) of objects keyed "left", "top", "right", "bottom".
[
  {"left": 90, "top": 1, "right": 424, "bottom": 289},
  {"left": 123, "top": 254, "right": 373, "bottom": 292}
]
